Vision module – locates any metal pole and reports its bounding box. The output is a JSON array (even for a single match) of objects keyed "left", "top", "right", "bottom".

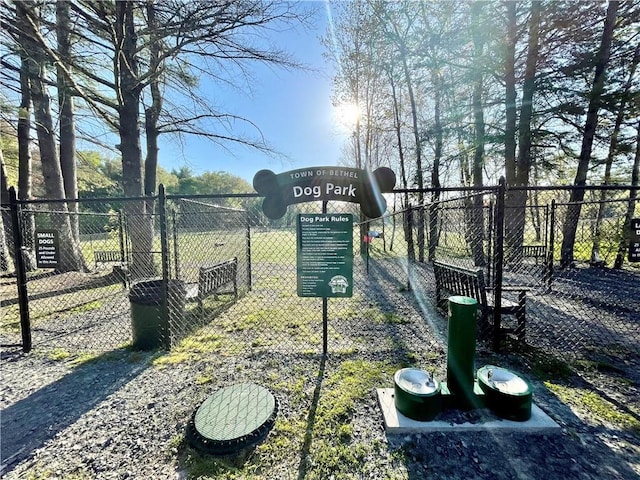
[
  {"left": 446, "top": 296, "right": 479, "bottom": 409},
  {"left": 487, "top": 199, "right": 494, "bottom": 285},
  {"left": 9, "top": 187, "right": 31, "bottom": 352},
  {"left": 547, "top": 200, "right": 556, "bottom": 293},
  {"left": 118, "top": 210, "right": 127, "bottom": 287},
  {"left": 406, "top": 205, "right": 413, "bottom": 292},
  {"left": 322, "top": 200, "right": 328, "bottom": 356},
  {"left": 172, "top": 208, "right": 180, "bottom": 282},
  {"left": 492, "top": 178, "right": 506, "bottom": 352},
  {"left": 246, "top": 210, "right": 252, "bottom": 292},
  {"left": 158, "top": 184, "right": 171, "bottom": 349},
  {"left": 365, "top": 220, "right": 370, "bottom": 274}
]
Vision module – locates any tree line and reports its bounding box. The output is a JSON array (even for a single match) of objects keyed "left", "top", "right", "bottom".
[
  {"left": 0, "top": 0, "right": 308, "bottom": 275},
  {"left": 1, "top": 1, "right": 638, "bottom": 274},
  {"left": 326, "top": 0, "right": 639, "bottom": 267}
]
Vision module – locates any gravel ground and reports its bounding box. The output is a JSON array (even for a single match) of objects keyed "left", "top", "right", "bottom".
[
  {"left": 2, "top": 334, "right": 639, "bottom": 479},
  {"left": 1, "top": 263, "right": 639, "bottom": 479}
]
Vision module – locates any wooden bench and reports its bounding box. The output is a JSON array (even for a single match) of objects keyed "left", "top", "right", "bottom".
[
  {"left": 195, "top": 257, "right": 238, "bottom": 307},
  {"left": 94, "top": 250, "right": 125, "bottom": 267},
  {"left": 522, "top": 245, "right": 546, "bottom": 264},
  {"left": 433, "top": 260, "right": 528, "bottom": 343}
]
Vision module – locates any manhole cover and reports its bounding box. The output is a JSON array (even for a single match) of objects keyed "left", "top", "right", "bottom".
[{"left": 187, "top": 383, "right": 277, "bottom": 455}]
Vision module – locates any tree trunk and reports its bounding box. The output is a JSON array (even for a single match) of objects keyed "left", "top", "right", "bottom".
[
  {"left": 428, "top": 70, "right": 443, "bottom": 262},
  {"left": 143, "top": 0, "right": 161, "bottom": 247},
  {"left": 16, "top": 2, "right": 36, "bottom": 271},
  {"left": 504, "top": 1, "right": 517, "bottom": 187},
  {"left": 470, "top": 1, "right": 486, "bottom": 267},
  {"left": 614, "top": 120, "right": 640, "bottom": 269},
  {"left": 400, "top": 43, "right": 425, "bottom": 262},
  {"left": 56, "top": 0, "right": 80, "bottom": 246},
  {"left": 144, "top": 0, "right": 161, "bottom": 199},
  {"left": 116, "top": 1, "right": 155, "bottom": 278},
  {"left": 503, "top": 0, "right": 518, "bottom": 261},
  {"left": 506, "top": 0, "right": 541, "bottom": 265},
  {"left": 560, "top": 1, "right": 618, "bottom": 267},
  {"left": 0, "top": 150, "right": 14, "bottom": 273},
  {"left": 387, "top": 68, "right": 414, "bottom": 261},
  {"left": 19, "top": 1, "right": 85, "bottom": 272},
  {"left": 592, "top": 42, "right": 639, "bottom": 263}
]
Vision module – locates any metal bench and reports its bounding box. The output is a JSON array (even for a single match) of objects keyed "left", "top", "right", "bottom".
[
  {"left": 195, "top": 257, "right": 238, "bottom": 308},
  {"left": 433, "top": 260, "right": 528, "bottom": 342}
]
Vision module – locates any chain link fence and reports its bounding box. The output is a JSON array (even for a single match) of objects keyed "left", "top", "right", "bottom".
[
  {"left": 1, "top": 200, "right": 131, "bottom": 353},
  {"left": 527, "top": 190, "right": 640, "bottom": 359},
  {"left": 1, "top": 186, "right": 638, "bottom": 367}
]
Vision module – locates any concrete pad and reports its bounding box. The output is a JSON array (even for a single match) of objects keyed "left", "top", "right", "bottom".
[{"left": 377, "top": 388, "right": 560, "bottom": 434}]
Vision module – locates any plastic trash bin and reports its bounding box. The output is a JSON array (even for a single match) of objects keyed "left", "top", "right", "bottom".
[{"left": 129, "top": 279, "right": 185, "bottom": 350}]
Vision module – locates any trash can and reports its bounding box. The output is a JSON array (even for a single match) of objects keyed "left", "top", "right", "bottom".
[{"left": 129, "top": 279, "right": 185, "bottom": 350}]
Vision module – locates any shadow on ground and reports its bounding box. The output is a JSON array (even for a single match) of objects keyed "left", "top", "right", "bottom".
[{"left": 0, "top": 348, "right": 148, "bottom": 476}]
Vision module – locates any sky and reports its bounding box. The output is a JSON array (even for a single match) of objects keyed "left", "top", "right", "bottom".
[{"left": 157, "top": 2, "right": 350, "bottom": 187}]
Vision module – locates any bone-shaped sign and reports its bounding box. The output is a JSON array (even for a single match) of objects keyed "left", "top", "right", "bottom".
[{"left": 253, "top": 166, "right": 396, "bottom": 219}]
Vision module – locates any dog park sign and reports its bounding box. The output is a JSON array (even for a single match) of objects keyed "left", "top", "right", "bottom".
[
  {"left": 253, "top": 166, "right": 395, "bottom": 300},
  {"left": 252, "top": 166, "right": 396, "bottom": 220}
]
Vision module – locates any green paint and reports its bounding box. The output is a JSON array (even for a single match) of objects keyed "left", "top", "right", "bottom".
[
  {"left": 296, "top": 214, "right": 353, "bottom": 298},
  {"left": 446, "top": 296, "right": 480, "bottom": 409}
]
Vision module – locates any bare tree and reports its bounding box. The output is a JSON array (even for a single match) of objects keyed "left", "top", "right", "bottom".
[
  {"left": 504, "top": 0, "right": 542, "bottom": 263},
  {"left": 56, "top": 0, "right": 79, "bottom": 245},
  {"left": 591, "top": 42, "right": 639, "bottom": 262},
  {"left": 560, "top": 0, "right": 619, "bottom": 267},
  {"left": 17, "top": 1, "right": 85, "bottom": 272},
  {"left": 467, "top": 1, "right": 488, "bottom": 267}
]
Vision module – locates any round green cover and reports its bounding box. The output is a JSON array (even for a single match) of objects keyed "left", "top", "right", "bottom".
[{"left": 188, "top": 383, "right": 277, "bottom": 454}]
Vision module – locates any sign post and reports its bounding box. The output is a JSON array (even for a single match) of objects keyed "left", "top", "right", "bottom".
[
  {"left": 297, "top": 212, "right": 353, "bottom": 355},
  {"left": 255, "top": 166, "right": 395, "bottom": 355}
]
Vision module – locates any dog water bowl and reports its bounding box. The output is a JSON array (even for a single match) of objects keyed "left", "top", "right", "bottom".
[
  {"left": 394, "top": 368, "right": 442, "bottom": 421},
  {"left": 477, "top": 365, "right": 532, "bottom": 421}
]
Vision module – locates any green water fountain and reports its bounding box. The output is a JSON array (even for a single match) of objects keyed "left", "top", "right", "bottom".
[{"left": 394, "top": 295, "right": 533, "bottom": 422}]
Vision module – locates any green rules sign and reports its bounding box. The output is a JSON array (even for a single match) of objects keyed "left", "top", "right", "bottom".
[{"left": 297, "top": 214, "right": 353, "bottom": 297}]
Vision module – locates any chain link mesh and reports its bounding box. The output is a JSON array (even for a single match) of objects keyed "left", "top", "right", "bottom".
[
  {"left": 2, "top": 201, "right": 130, "bottom": 353},
  {"left": 1, "top": 188, "right": 638, "bottom": 368}
]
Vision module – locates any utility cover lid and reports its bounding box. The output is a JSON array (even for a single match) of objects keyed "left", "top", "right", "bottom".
[{"left": 187, "top": 383, "right": 277, "bottom": 455}]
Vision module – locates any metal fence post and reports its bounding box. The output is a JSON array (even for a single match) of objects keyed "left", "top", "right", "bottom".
[
  {"left": 406, "top": 204, "right": 413, "bottom": 292},
  {"left": 246, "top": 210, "right": 252, "bottom": 291},
  {"left": 117, "top": 210, "right": 127, "bottom": 287},
  {"left": 172, "top": 208, "right": 180, "bottom": 282},
  {"left": 547, "top": 199, "right": 556, "bottom": 292},
  {"left": 9, "top": 187, "right": 31, "bottom": 352},
  {"left": 492, "top": 178, "right": 506, "bottom": 352},
  {"left": 487, "top": 199, "right": 494, "bottom": 285},
  {"left": 158, "top": 184, "right": 171, "bottom": 349}
]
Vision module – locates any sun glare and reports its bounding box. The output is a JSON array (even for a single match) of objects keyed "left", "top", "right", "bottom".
[{"left": 333, "top": 102, "right": 361, "bottom": 132}]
